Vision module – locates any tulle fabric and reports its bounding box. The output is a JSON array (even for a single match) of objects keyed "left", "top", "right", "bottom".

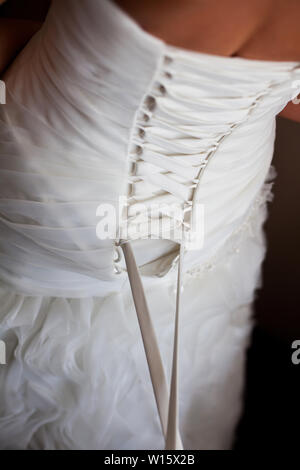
[{"left": 0, "top": 188, "right": 269, "bottom": 449}]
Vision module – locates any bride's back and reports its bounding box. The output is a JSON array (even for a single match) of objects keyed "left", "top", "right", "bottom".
[
  {"left": 1, "top": 0, "right": 299, "bottom": 296},
  {"left": 114, "top": 0, "right": 300, "bottom": 61}
]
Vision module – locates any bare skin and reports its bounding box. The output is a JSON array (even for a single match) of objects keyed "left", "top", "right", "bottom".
[
  {"left": 115, "top": 0, "right": 300, "bottom": 122},
  {"left": 1, "top": 0, "right": 300, "bottom": 120},
  {"left": 115, "top": 0, "right": 300, "bottom": 61}
]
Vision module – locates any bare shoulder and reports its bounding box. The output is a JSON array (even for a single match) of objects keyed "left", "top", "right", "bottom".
[
  {"left": 115, "top": 0, "right": 274, "bottom": 56},
  {"left": 239, "top": 0, "right": 300, "bottom": 123},
  {"left": 238, "top": 0, "right": 300, "bottom": 61}
]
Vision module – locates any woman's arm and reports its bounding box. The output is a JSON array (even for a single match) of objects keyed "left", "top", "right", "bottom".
[{"left": 0, "top": 18, "right": 42, "bottom": 75}]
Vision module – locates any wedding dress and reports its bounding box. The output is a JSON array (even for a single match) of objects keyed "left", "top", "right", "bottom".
[{"left": 0, "top": 0, "right": 299, "bottom": 450}]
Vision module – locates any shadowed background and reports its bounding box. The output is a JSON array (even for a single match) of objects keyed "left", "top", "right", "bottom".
[{"left": 1, "top": 0, "right": 299, "bottom": 450}]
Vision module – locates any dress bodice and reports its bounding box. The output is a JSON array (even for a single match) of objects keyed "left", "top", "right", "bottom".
[{"left": 0, "top": 0, "right": 300, "bottom": 297}]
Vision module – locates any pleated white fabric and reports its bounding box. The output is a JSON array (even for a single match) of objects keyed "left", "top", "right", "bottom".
[{"left": 0, "top": 0, "right": 300, "bottom": 450}]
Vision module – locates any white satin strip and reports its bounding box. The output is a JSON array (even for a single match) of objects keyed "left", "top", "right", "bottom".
[
  {"left": 120, "top": 241, "right": 184, "bottom": 450},
  {"left": 165, "top": 242, "right": 184, "bottom": 450}
]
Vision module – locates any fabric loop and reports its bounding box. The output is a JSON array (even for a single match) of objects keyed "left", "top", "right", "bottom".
[{"left": 120, "top": 240, "right": 184, "bottom": 450}]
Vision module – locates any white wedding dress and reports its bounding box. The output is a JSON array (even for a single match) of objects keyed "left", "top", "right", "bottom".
[{"left": 0, "top": 0, "right": 299, "bottom": 450}]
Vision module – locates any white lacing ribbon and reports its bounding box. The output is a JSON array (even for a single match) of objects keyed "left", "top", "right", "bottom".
[{"left": 119, "top": 240, "right": 185, "bottom": 450}]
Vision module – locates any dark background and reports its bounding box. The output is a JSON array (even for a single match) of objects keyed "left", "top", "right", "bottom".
[
  {"left": 235, "top": 118, "right": 300, "bottom": 449},
  {"left": 1, "top": 0, "right": 300, "bottom": 450}
]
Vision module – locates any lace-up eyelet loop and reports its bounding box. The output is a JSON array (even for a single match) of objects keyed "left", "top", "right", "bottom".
[
  {"left": 138, "top": 127, "right": 146, "bottom": 138},
  {"left": 158, "top": 84, "right": 167, "bottom": 96},
  {"left": 164, "top": 55, "right": 174, "bottom": 65}
]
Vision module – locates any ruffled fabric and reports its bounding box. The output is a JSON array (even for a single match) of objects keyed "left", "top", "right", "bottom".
[{"left": 0, "top": 186, "right": 269, "bottom": 449}]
